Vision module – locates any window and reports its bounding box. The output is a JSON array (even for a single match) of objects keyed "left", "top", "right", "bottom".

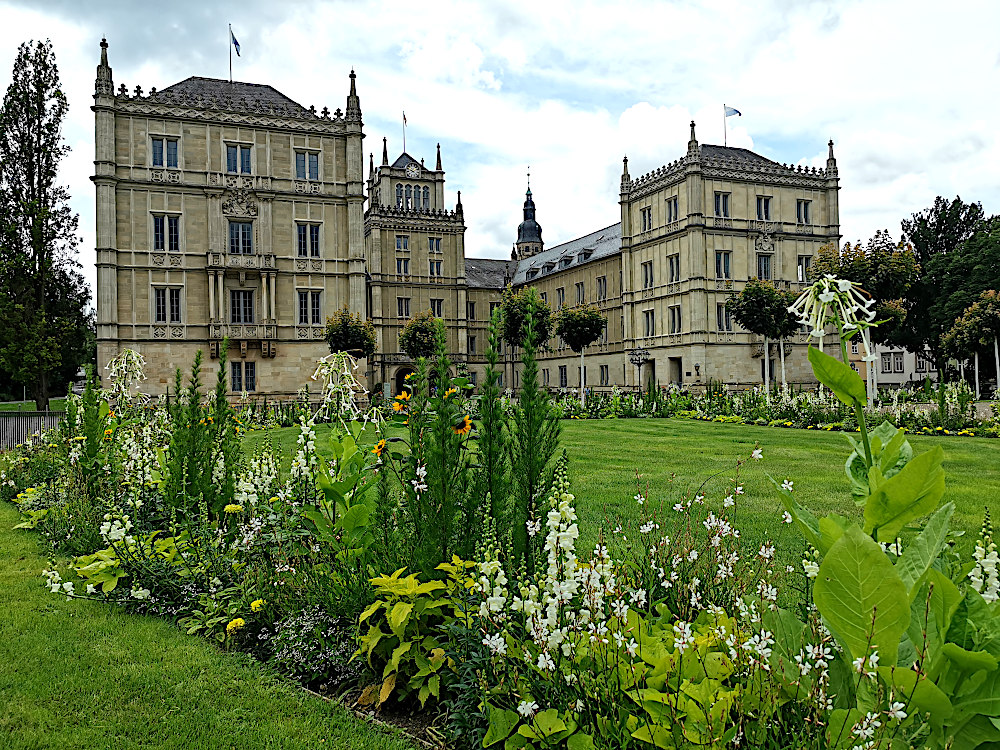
[
  {"left": 756, "top": 196, "right": 772, "bottom": 221},
  {"left": 596, "top": 276, "right": 607, "bottom": 301},
  {"left": 152, "top": 215, "right": 180, "bottom": 252},
  {"left": 226, "top": 144, "right": 252, "bottom": 174},
  {"left": 797, "top": 255, "right": 812, "bottom": 282},
  {"left": 559, "top": 366, "right": 568, "bottom": 388},
  {"left": 600, "top": 365, "right": 609, "bottom": 386},
  {"left": 230, "top": 289, "right": 254, "bottom": 324},
  {"left": 469, "top": 371, "right": 477, "bottom": 386},
  {"left": 396, "top": 257, "right": 409, "bottom": 275},
  {"left": 397, "top": 297, "right": 410, "bottom": 318},
  {"left": 715, "top": 250, "right": 731, "bottom": 279},
  {"left": 666, "top": 196, "right": 679, "bottom": 223},
  {"left": 151, "top": 137, "right": 179, "bottom": 168},
  {"left": 756, "top": 254, "right": 772, "bottom": 280},
  {"left": 851, "top": 340, "right": 859, "bottom": 355},
  {"left": 796, "top": 199, "right": 811, "bottom": 225},
  {"left": 717, "top": 303, "right": 732, "bottom": 332},
  {"left": 539, "top": 292, "right": 547, "bottom": 304},
  {"left": 422, "top": 186, "right": 430, "bottom": 210},
  {"left": 297, "top": 291, "right": 322, "bottom": 325},
  {"left": 641, "top": 261, "right": 654, "bottom": 289},
  {"left": 489, "top": 301, "right": 501, "bottom": 318},
  {"left": 893, "top": 352, "right": 904, "bottom": 373},
  {"left": 396, "top": 184, "right": 403, "bottom": 207},
  {"left": 916, "top": 354, "right": 928, "bottom": 372},
  {"left": 640, "top": 206, "right": 652, "bottom": 232},
  {"left": 668, "top": 254, "right": 680, "bottom": 283},
  {"left": 395, "top": 235, "right": 409, "bottom": 251},
  {"left": 229, "top": 221, "right": 253, "bottom": 254},
  {"left": 643, "top": 309, "right": 655, "bottom": 337},
  {"left": 430, "top": 298, "right": 443, "bottom": 317},
  {"left": 468, "top": 335, "right": 477, "bottom": 355},
  {"left": 169, "top": 288, "right": 181, "bottom": 323},
  {"left": 428, "top": 237, "right": 442, "bottom": 253},
  {"left": 428, "top": 260, "right": 443, "bottom": 277},
  {"left": 295, "top": 151, "right": 319, "bottom": 180},
  {"left": 153, "top": 288, "right": 167, "bottom": 323},
  {"left": 404, "top": 185, "right": 412, "bottom": 210},
  {"left": 668, "top": 305, "right": 682, "bottom": 334},
  {"left": 714, "top": 191, "right": 730, "bottom": 218},
  {"left": 881, "top": 353, "right": 892, "bottom": 373},
  {"left": 556, "top": 287, "right": 565, "bottom": 309},
  {"left": 231, "top": 361, "right": 256, "bottom": 392},
  {"left": 602, "top": 322, "right": 608, "bottom": 343},
  {"left": 296, "top": 223, "right": 320, "bottom": 257},
  {"left": 575, "top": 282, "right": 585, "bottom": 304},
  {"left": 467, "top": 301, "right": 476, "bottom": 320}
]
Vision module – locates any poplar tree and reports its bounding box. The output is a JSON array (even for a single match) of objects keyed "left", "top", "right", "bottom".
[{"left": 0, "top": 39, "right": 90, "bottom": 408}]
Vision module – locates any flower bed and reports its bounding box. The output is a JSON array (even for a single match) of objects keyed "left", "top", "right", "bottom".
[{"left": 5, "top": 282, "right": 1000, "bottom": 749}]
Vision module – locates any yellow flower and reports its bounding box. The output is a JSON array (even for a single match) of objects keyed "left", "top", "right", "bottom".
[
  {"left": 104, "top": 428, "right": 113, "bottom": 436},
  {"left": 443, "top": 387, "right": 457, "bottom": 399},
  {"left": 226, "top": 617, "right": 246, "bottom": 635},
  {"left": 404, "top": 372, "right": 415, "bottom": 381},
  {"left": 372, "top": 439, "right": 387, "bottom": 457},
  {"left": 250, "top": 599, "right": 265, "bottom": 612},
  {"left": 224, "top": 504, "right": 244, "bottom": 514},
  {"left": 392, "top": 401, "right": 406, "bottom": 412},
  {"left": 395, "top": 391, "right": 411, "bottom": 402},
  {"left": 453, "top": 415, "right": 472, "bottom": 435}
]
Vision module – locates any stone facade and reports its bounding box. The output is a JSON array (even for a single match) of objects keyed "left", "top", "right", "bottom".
[{"left": 95, "top": 40, "right": 842, "bottom": 396}]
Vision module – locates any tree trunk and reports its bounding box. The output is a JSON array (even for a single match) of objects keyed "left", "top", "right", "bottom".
[
  {"left": 779, "top": 337, "right": 787, "bottom": 388},
  {"left": 579, "top": 349, "right": 585, "bottom": 406},
  {"left": 763, "top": 336, "right": 770, "bottom": 394},
  {"left": 994, "top": 338, "right": 999, "bottom": 399},
  {"left": 975, "top": 351, "right": 981, "bottom": 399}
]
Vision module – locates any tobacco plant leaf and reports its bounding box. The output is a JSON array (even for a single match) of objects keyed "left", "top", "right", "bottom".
[
  {"left": 813, "top": 525, "right": 910, "bottom": 664},
  {"left": 896, "top": 502, "right": 954, "bottom": 596},
  {"left": 864, "top": 446, "right": 945, "bottom": 541},
  {"left": 809, "top": 346, "right": 867, "bottom": 406}
]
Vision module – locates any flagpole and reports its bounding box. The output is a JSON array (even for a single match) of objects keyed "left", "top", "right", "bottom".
[
  {"left": 229, "top": 24, "right": 232, "bottom": 83},
  {"left": 723, "top": 104, "right": 727, "bottom": 147},
  {"left": 402, "top": 112, "right": 406, "bottom": 154}
]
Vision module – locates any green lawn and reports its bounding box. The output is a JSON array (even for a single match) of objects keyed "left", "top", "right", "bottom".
[
  {"left": 0, "top": 501, "right": 413, "bottom": 750},
  {"left": 245, "top": 418, "right": 998, "bottom": 565},
  {"left": 0, "top": 398, "right": 66, "bottom": 412}
]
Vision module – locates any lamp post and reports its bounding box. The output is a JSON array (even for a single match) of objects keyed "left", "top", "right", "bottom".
[{"left": 628, "top": 348, "right": 649, "bottom": 391}]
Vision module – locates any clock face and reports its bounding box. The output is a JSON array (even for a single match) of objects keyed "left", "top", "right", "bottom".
[{"left": 405, "top": 164, "right": 420, "bottom": 178}]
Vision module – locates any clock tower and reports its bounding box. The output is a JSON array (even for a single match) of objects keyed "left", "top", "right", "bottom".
[{"left": 364, "top": 140, "right": 469, "bottom": 391}]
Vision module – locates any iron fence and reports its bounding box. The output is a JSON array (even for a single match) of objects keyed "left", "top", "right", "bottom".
[{"left": 0, "top": 411, "right": 65, "bottom": 450}]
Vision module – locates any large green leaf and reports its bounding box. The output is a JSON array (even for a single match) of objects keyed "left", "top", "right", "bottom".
[
  {"left": 864, "top": 446, "right": 945, "bottom": 541},
  {"left": 813, "top": 525, "right": 910, "bottom": 664},
  {"left": 387, "top": 602, "right": 413, "bottom": 640},
  {"left": 896, "top": 502, "right": 955, "bottom": 595},
  {"left": 809, "top": 346, "right": 867, "bottom": 406},
  {"left": 949, "top": 589, "right": 1000, "bottom": 657},
  {"left": 483, "top": 706, "right": 519, "bottom": 747}
]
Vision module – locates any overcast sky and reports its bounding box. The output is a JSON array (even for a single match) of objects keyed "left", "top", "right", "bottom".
[{"left": 2, "top": 0, "right": 999, "bottom": 297}]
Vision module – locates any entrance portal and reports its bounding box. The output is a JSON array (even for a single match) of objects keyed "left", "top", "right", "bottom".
[{"left": 394, "top": 367, "right": 415, "bottom": 395}]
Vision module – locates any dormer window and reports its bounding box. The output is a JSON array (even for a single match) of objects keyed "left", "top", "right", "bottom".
[
  {"left": 526, "top": 269, "right": 538, "bottom": 280},
  {"left": 559, "top": 257, "right": 573, "bottom": 268}
]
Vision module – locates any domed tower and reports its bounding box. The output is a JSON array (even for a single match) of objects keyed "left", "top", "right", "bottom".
[{"left": 514, "top": 183, "right": 543, "bottom": 260}]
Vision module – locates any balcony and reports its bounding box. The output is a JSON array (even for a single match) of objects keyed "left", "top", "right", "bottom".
[
  {"left": 207, "top": 252, "right": 276, "bottom": 271},
  {"left": 209, "top": 322, "right": 277, "bottom": 340}
]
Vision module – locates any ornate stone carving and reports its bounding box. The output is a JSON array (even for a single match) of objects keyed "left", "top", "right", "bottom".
[
  {"left": 754, "top": 229, "right": 775, "bottom": 254},
  {"left": 151, "top": 253, "right": 165, "bottom": 266},
  {"left": 151, "top": 169, "right": 181, "bottom": 184},
  {"left": 170, "top": 326, "right": 184, "bottom": 338},
  {"left": 294, "top": 181, "right": 321, "bottom": 195},
  {"left": 222, "top": 187, "right": 258, "bottom": 217},
  {"left": 295, "top": 259, "right": 307, "bottom": 271},
  {"left": 152, "top": 325, "right": 167, "bottom": 339}
]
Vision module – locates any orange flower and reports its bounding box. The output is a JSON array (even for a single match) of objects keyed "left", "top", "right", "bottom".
[
  {"left": 372, "top": 439, "right": 387, "bottom": 457},
  {"left": 453, "top": 415, "right": 472, "bottom": 435}
]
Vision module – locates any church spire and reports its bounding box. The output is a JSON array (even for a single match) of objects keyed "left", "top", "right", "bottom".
[
  {"left": 435, "top": 142, "right": 442, "bottom": 171},
  {"left": 345, "top": 69, "right": 361, "bottom": 122},
  {"left": 515, "top": 174, "right": 543, "bottom": 260},
  {"left": 95, "top": 37, "right": 113, "bottom": 96}
]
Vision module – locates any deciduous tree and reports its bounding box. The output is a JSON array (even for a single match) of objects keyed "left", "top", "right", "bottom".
[
  {"left": 553, "top": 305, "right": 606, "bottom": 404},
  {"left": 324, "top": 305, "right": 376, "bottom": 359},
  {"left": 398, "top": 310, "right": 439, "bottom": 361},
  {"left": 726, "top": 279, "right": 798, "bottom": 389}
]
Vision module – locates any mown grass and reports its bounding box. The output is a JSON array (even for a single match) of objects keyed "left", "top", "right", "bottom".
[
  {"left": 0, "top": 398, "right": 66, "bottom": 412},
  {"left": 244, "top": 418, "right": 998, "bottom": 567},
  {"left": 0, "top": 500, "right": 413, "bottom": 750}
]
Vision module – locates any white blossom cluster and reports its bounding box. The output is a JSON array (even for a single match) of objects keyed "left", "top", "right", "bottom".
[{"left": 970, "top": 539, "right": 1000, "bottom": 603}]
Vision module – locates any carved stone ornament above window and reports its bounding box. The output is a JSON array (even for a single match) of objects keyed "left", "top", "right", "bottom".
[
  {"left": 754, "top": 230, "right": 774, "bottom": 254},
  {"left": 222, "top": 187, "right": 258, "bottom": 217}
]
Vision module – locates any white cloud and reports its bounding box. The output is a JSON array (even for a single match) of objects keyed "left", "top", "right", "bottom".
[{"left": 2, "top": 0, "right": 999, "bottom": 297}]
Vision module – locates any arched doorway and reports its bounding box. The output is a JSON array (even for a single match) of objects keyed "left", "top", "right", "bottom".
[{"left": 394, "top": 367, "right": 415, "bottom": 395}]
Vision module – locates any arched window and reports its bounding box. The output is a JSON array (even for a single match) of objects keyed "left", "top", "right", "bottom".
[
  {"left": 422, "top": 186, "right": 430, "bottom": 210},
  {"left": 396, "top": 184, "right": 403, "bottom": 208},
  {"left": 405, "top": 185, "right": 412, "bottom": 210}
]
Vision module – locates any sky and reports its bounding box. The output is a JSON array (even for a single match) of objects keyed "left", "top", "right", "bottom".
[{"left": 2, "top": 0, "right": 999, "bottom": 298}]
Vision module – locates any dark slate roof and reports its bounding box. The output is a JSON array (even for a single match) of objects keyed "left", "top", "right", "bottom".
[
  {"left": 391, "top": 152, "right": 422, "bottom": 169},
  {"left": 151, "top": 77, "right": 310, "bottom": 116},
  {"left": 465, "top": 258, "right": 514, "bottom": 288},
  {"left": 701, "top": 144, "right": 782, "bottom": 166},
  {"left": 512, "top": 222, "right": 622, "bottom": 285}
]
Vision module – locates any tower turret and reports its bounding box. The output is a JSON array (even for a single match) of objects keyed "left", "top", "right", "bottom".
[{"left": 515, "top": 175, "right": 543, "bottom": 260}]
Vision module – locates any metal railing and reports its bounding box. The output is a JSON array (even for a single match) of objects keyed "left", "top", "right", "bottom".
[{"left": 0, "top": 411, "right": 64, "bottom": 450}]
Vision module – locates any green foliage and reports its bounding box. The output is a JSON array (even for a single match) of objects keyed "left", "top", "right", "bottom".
[
  {"left": 500, "top": 286, "right": 553, "bottom": 349},
  {"left": 554, "top": 305, "right": 606, "bottom": 353},
  {"left": 398, "top": 309, "right": 440, "bottom": 360},
  {"left": 725, "top": 278, "right": 798, "bottom": 341},
  {"left": 324, "top": 304, "right": 377, "bottom": 359},
  {"left": 473, "top": 309, "right": 512, "bottom": 537}
]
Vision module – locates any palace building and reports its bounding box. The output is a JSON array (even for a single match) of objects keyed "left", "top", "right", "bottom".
[{"left": 93, "top": 39, "right": 841, "bottom": 396}]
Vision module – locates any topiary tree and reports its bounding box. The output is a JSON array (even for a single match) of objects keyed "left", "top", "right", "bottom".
[
  {"left": 500, "top": 286, "right": 552, "bottom": 350},
  {"left": 398, "top": 310, "right": 439, "bottom": 361},
  {"left": 726, "top": 279, "right": 799, "bottom": 390},
  {"left": 324, "top": 305, "right": 376, "bottom": 359},
  {"left": 554, "top": 305, "right": 606, "bottom": 405}
]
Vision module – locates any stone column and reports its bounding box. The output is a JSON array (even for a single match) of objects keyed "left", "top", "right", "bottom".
[
  {"left": 208, "top": 270, "right": 216, "bottom": 320},
  {"left": 269, "top": 272, "right": 276, "bottom": 321}
]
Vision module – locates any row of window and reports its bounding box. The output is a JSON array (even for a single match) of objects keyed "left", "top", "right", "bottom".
[
  {"left": 395, "top": 235, "right": 444, "bottom": 252},
  {"left": 395, "top": 298, "right": 503, "bottom": 321},
  {"left": 635, "top": 252, "right": 814, "bottom": 284},
  {"left": 396, "top": 185, "right": 431, "bottom": 210},
  {"left": 151, "top": 138, "right": 324, "bottom": 182},
  {"left": 636, "top": 193, "right": 813, "bottom": 227},
  {"left": 154, "top": 288, "right": 325, "bottom": 326},
  {"left": 394, "top": 259, "right": 443, "bottom": 276},
  {"left": 541, "top": 365, "right": 612, "bottom": 388},
  {"left": 152, "top": 216, "right": 327, "bottom": 258}
]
